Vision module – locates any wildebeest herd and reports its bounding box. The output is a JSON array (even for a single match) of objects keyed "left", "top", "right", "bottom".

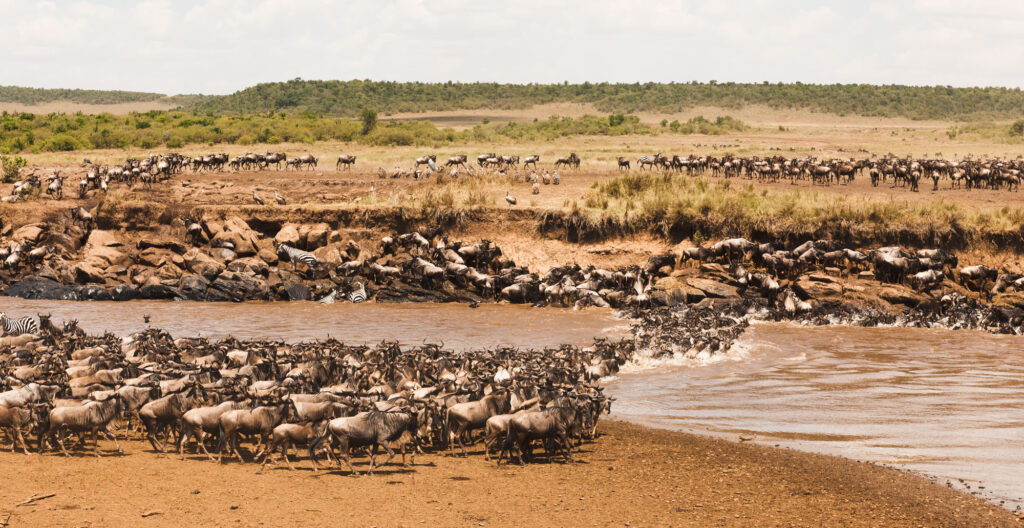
[
  {"left": 0, "top": 326, "right": 624, "bottom": 472},
  {"left": 624, "top": 152, "right": 1023, "bottom": 192}
]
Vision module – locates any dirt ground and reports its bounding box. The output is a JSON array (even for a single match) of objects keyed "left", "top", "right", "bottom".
[{"left": 0, "top": 421, "right": 1018, "bottom": 528}]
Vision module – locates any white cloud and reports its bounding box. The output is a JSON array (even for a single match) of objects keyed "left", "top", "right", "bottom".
[{"left": 0, "top": 0, "right": 1021, "bottom": 94}]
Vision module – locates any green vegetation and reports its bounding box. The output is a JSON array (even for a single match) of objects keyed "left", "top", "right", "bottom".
[
  {"left": 0, "top": 109, "right": 712, "bottom": 153},
  {"left": 0, "top": 85, "right": 209, "bottom": 106},
  {"left": 0, "top": 154, "right": 27, "bottom": 182},
  {"left": 360, "top": 108, "right": 378, "bottom": 135},
  {"left": 187, "top": 79, "right": 1024, "bottom": 120}
]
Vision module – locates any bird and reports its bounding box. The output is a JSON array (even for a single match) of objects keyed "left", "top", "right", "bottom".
[
  {"left": 83, "top": 158, "right": 92, "bottom": 164},
  {"left": 274, "top": 192, "right": 287, "bottom": 205},
  {"left": 143, "top": 315, "right": 151, "bottom": 324},
  {"left": 252, "top": 190, "right": 265, "bottom": 205},
  {"left": 468, "top": 301, "right": 480, "bottom": 309},
  {"left": 505, "top": 191, "right": 517, "bottom": 206}
]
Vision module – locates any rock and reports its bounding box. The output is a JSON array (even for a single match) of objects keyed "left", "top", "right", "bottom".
[
  {"left": 312, "top": 245, "right": 343, "bottom": 265},
  {"left": 275, "top": 223, "right": 300, "bottom": 247},
  {"left": 654, "top": 276, "right": 705, "bottom": 305},
  {"left": 306, "top": 223, "right": 331, "bottom": 250},
  {"left": 42, "top": 232, "right": 81, "bottom": 253},
  {"left": 110, "top": 285, "right": 139, "bottom": 301},
  {"left": 78, "top": 286, "right": 113, "bottom": 301},
  {"left": 810, "top": 271, "right": 839, "bottom": 282},
  {"left": 328, "top": 231, "right": 343, "bottom": 244},
  {"left": 140, "top": 284, "right": 182, "bottom": 300},
  {"left": 35, "top": 264, "right": 59, "bottom": 281},
  {"left": 156, "top": 263, "right": 184, "bottom": 281},
  {"left": 179, "top": 274, "right": 210, "bottom": 301},
  {"left": 699, "top": 263, "right": 726, "bottom": 274},
  {"left": 258, "top": 247, "right": 279, "bottom": 265},
  {"left": 824, "top": 267, "right": 842, "bottom": 277},
  {"left": 185, "top": 250, "right": 224, "bottom": 281},
  {"left": 85, "top": 230, "right": 123, "bottom": 248},
  {"left": 858, "top": 271, "right": 876, "bottom": 280},
  {"left": 137, "top": 239, "right": 186, "bottom": 254},
  {"left": 282, "top": 282, "right": 310, "bottom": 301},
  {"left": 210, "top": 248, "right": 237, "bottom": 262},
  {"left": 208, "top": 272, "right": 270, "bottom": 302},
  {"left": 794, "top": 278, "right": 843, "bottom": 299},
  {"left": 83, "top": 230, "right": 129, "bottom": 268},
  {"left": 210, "top": 217, "right": 260, "bottom": 257},
  {"left": 74, "top": 263, "right": 107, "bottom": 284},
  {"left": 227, "top": 257, "right": 269, "bottom": 277},
  {"left": 2, "top": 277, "right": 80, "bottom": 300},
  {"left": 137, "top": 248, "right": 173, "bottom": 268},
  {"left": 877, "top": 286, "right": 925, "bottom": 307},
  {"left": 11, "top": 224, "right": 45, "bottom": 244},
  {"left": 685, "top": 278, "right": 738, "bottom": 299}
]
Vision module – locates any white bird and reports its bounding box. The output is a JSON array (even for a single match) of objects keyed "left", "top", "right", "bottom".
[
  {"left": 505, "top": 191, "right": 517, "bottom": 206},
  {"left": 252, "top": 190, "right": 265, "bottom": 205},
  {"left": 274, "top": 192, "right": 286, "bottom": 205}
]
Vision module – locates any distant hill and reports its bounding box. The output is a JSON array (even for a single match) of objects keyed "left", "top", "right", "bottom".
[
  {"left": 186, "top": 79, "right": 1024, "bottom": 121},
  {"left": 0, "top": 85, "right": 209, "bottom": 108}
]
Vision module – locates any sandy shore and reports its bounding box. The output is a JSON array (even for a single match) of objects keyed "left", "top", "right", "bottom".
[{"left": 0, "top": 421, "right": 1018, "bottom": 527}]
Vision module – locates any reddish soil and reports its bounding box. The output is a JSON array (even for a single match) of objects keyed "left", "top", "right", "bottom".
[{"left": 0, "top": 421, "right": 1018, "bottom": 527}]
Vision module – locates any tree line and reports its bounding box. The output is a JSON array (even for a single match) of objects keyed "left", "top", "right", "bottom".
[{"left": 186, "top": 79, "right": 1024, "bottom": 121}]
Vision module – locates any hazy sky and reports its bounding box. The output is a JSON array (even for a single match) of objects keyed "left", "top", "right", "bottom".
[{"left": 2, "top": 0, "right": 1022, "bottom": 95}]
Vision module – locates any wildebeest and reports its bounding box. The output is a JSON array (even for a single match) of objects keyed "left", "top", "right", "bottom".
[
  {"left": 216, "top": 400, "right": 294, "bottom": 463},
  {"left": 336, "top": 155, "right": 356, "bottom": 170},
  {"left": 445, "top": 392, "right": 510, "bottom": 456},
  {"left": 308, "top": 409, "right": 419, "bottom": 474},
  {"left": 497, "top": 404, "right": 578, "bottom": 465},
  {"left": 38, "top": 393, "right": 123, "bottom": 457}
]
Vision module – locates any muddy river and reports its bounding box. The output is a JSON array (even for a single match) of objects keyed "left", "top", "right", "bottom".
[
  {"left": 609, "top": 322, "right": 1024, "bottom": 510},
  {"left": 2, "top": 299, "right": 1021, "bottom": 509}
]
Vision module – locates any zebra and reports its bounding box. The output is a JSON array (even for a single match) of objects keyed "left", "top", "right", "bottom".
[
  {"left": 0, "top": 313, "right": 39, "bottom": 336},
  {"left": 348, "top": 281, "right": 367, "bottom": 304},
  {"left": 637, "top": 153, "right": 661, "bottom": 171},
  {"left": 277, "top": 244, "right": 318, "bottom": 275}
]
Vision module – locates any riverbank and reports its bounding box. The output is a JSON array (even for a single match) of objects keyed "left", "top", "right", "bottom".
[{"left": 0, "top": 421, "right": 1017, "bottom": 527}]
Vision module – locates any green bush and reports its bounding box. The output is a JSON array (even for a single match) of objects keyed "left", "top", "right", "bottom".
[
  {"left": 1, "top": 154, "right": 27, "bottom": 182},
  {"left": 1009, "top": 120, "right": 1024, "bottom": 136},
  {"left": 43, "top": 134, "right": 83, "bottom": 151}
]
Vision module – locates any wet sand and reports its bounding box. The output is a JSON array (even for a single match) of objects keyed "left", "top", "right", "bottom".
[{"left": 0, "top": 421, "right": 1018, "bottom": 527}]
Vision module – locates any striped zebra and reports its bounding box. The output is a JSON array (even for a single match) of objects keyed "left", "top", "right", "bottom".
[
  {"left": 348, "top": 281, "right": 367, "bottom": 304},
  {"left": 277, "top": 244, "right": 318, "bottom": 274},
  {"left": 0, "top": 313, "right": 39, "bottom": 336},
  {"left": 637, "top": 153, "right": 661, "bottom": 171}
]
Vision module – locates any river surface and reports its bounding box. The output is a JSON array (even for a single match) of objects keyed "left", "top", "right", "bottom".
[
  {"left": 2, "top": 299, "right": 1021, "bottom": 509},
  {"left": 0, "top": 298, "right": 628, "bottom": 349},
  {"left": 608, "top": 322, "right": 1024, "bottom": 510}
]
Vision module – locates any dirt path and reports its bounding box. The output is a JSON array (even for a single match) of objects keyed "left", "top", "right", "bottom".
[{"left": 0, "top": 421, "right": 1017, "bottom": 527}]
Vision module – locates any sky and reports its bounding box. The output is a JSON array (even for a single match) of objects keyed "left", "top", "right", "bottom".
[{"left": 1, "top": 0, "right": 1023, "bottom": 95}]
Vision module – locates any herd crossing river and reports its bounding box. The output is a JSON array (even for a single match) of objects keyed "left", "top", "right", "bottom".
[{"left": 1, "top": 299, "right": 1021, "bottom": 511}]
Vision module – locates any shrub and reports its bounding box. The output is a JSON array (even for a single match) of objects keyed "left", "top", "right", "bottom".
[
  {"left": 1009, "top": 120, "right": 1024, "bottom": 137},
  {"left": 360, "top": 108, "right": 378, "bottom": 135},
  {"left": 1, "top": 154, "right": 27, "bottom": 183}
]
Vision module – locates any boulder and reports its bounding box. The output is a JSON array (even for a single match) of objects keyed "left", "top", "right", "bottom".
[
  {"left": 306, "top": 223, "right": 331, "bottom": 250},
  {"left": 699, "top": 263, "right": 726, "bottom": 274},
  {"left": 185, "top": 250, "right": 224, "bottom": 281},
  {"left": 227, "top": 257, "right": 269, "bottom": 276},
  {"left": 685, "top": 278, "right": 738, "bottom": 299},
  {"left": 807, "top": 273, "right": 839, "bottom": 283},
  {"left": 2, "top": 277, "right": 80, "bottom": 300},
  {"left": 258, "top": 247, "right": 279, "bottom": 265},
  {"left": 858, "top": 271, "right": 876, "bottom": 281},
  {"left": 137, "top": 248, "right": 173, "bottom": 268},
  {"left": 312, "top": 245, "right": 344, "bottom": 265},
  {"left": 83, "top": 230, "right": 129, "bottom": 268},
  {"left": 110, "top": 285, "right": 139, "bottom": 301},
  {"left": 208, "top": 272, "right": 271, "bottom": 302},
  {"left": 74, "top": 263, "right": 107, "bottom": 284},
  {"left": 794, "top": 278, "right": 843, "bottom": 299},
  {"left": 282, "top": 282, "right": 310, "bottom": 301},
  {"left": 78, "top": 286, "right": 113, "bottom": 301},
  {"left": 11, "top": 224, "right": 45, "bottom": 244},
  {"left": 275, "top": 223, "right": 301, "bottom": 247},
  {"left": 210, "top": 248, "right": 237, "bottom": 262},
  {"left": 137, "top": 238, "right": 186, "bottom": 254},
  {"left": 179, "top": 274, "right": 210, "bottom": 301},
  {"left": 209, "top": 216, "right": 260, "bottom": 257},
  {"left": 139, "top": 284, "right": 182, "bottom": 300},
  {"left": 877, "top": 286, "right": 925, "bottom": 307},
  {"left": 156, "top": 262, "right": 184, "bottom": 281}
]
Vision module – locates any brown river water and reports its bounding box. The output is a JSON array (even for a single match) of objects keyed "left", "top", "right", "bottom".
[{"left": 2, "top": 299, "right": 1021, "bottom": 509}]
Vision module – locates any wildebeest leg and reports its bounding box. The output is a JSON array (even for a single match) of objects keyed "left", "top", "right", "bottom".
[
  {"left": 101, "top": 428, "right": 122, "bottom": 454},
  {"left": 338, "top": 438, "right": 359, "bottom": 474},
  {"left": 56, "top": 429, "right": 71, "bottom": 457}
]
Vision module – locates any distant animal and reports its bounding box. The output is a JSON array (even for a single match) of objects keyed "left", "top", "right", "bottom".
[
  {"left": 505, "top": 191, "right": 517, "bottom": 206},
  {"left": 274, "top": 192, "right": 286, "bottom": 205},
  {"left": 252, "top": 191, "right": 265, "bottom": 205}
]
